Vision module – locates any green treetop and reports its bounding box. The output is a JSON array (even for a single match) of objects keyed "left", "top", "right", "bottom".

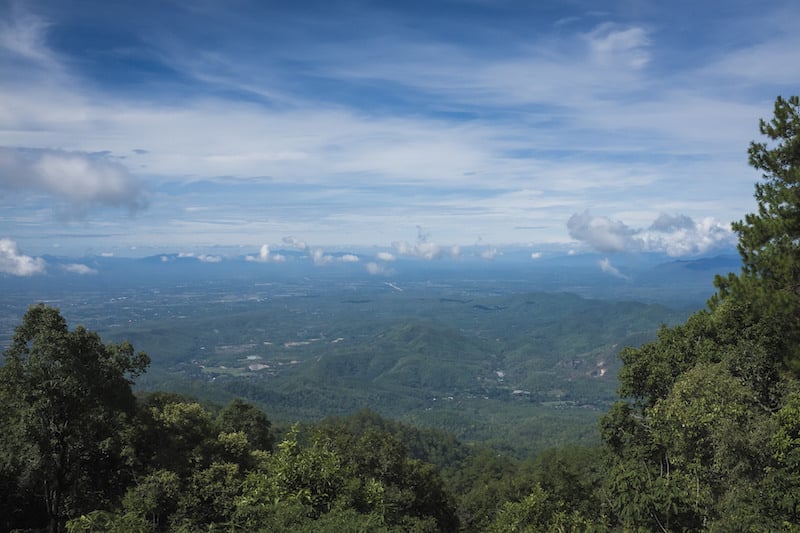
[
  {"left": 715, "top": 95, "right": 800, "bottom": 369},
  {"left": 0, "top": 304, "right": 149, "bottom": 533}
]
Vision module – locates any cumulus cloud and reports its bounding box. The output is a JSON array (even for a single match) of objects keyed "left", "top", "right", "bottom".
[
  {"left": 391, "top": 227, "right": 460, "bottom": 260},
  {"left": 649, "top": 213, "right": 696, "bottom": 232},
  {"left": 567, "top": 211, "right": 638, "bottom": 253},
  {"left": 247, "top": 244, "right": 286, "bottom": 263},
  {"left": 63, "top": 263, "right": 97, "bottom": 275},
  {"left": 282, "top": 235, "right": 308, "bottom": 250},
  {"left": 175, "top": 252, "right": 222, "bottom": 262},
  {"left": 0, "top": 147, "right": 148, "bottom": 215},
  {"left": 311, "top": 248, "right": 333, "bottom": 266},
  {"left": 309, "top": 249, "right": 361, "bottom": 265},
  {"left": 0, "top": 238, "right": 46, "bottom": 275},
  {"left": 640, "top": 216, "right": 735, "bottom": 256},
  {"left": 568, "top": 211, "right": 735, "bottom": 257},
  {"left": 480, "top": 247, "right": 500, "bottom": 261},
  {"left": 393, "top": 240, "right": 441, "bottom": 260},
  {"left": 598, "top": 258, "right": 628, "bottom": 279},
  {"left": 530, "top": 252, "right": 542, "bottom": 260},
  {"left": 376, "top": 251, "right": 396, "bottom": 262}
]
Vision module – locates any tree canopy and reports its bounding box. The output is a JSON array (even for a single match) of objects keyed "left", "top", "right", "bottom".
[
  {"left": 714, "top": 95, "right": 800, "bottom": 369},
  {"left": 0, "top": 304, "right": 150, "bottom": 533},
  {"left": 601, "top": 95, "right": 800, "bottom": 531}
]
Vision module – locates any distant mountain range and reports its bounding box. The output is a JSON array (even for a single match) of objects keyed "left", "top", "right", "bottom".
[{"left": 4, "top": 249, "right": 741, "bottom": 306}]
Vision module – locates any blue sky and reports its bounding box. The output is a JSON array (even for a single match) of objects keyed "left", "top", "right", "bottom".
[{"left": 1, "top": 0, "right": 799, "bottom": 273}]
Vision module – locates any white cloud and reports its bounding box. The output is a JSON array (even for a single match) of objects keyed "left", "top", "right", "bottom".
[
  {"left": 530, "top": 252, "right": 542, "bottom": 260},
  {"left": 393, "top": 240, "right": 441, "bottom": 260},
  {"left": 480, "top": 247, "right": 500, "bottom": 260},
  {"left": 100, "top": 252, "right": 114, "bottom": 257},
  {"left": 0, "top": 147, "right": 148, "bottom": 215},
  {"left": 376, "top": 251, "right": 396, "bottom": 262},
  {"left": 0, "top": 238, "right": 46, "bottom": 275},
  {"left": 391, "top": 227, "right": 460, "bottom": 260},
  {"left": 0, "top": 2, "right": 794, "bottom": 252},
  {"left": 649, "top": 213, "right": 696, "bottom": 232},
  {"left": 366, "top": 261, "right": 393, "bottom": 276},
  {"left": 568, "top": 211, "right": 735, "bottom": 256},
  {"left": 0, "top": 8, "right": 54, "bottom": 67},
  {"left": 63, "top": 263, "right": 97, "bottom": 275},
  {"left": 598, "top": 258, "right": 628, "bottom": 279},
  {"left": 247, "top": 244, "right": 285, "bottom": 263},
  {"left": 282, "top": 235, "right": 308, "bottom": 250},
  {"left": 584, "top": 23, "right": 650, "bottom": 69},
  {"left": 567, "top": 211, "right": 638, "bottom": 253},
  {"left": 311, "top": 248, "right": 333, "bottom": 266},
  {"left": 639, "top": 216, "right": 735, "bottom": 256},
  {"left": 340, "top": 254, "right": 360, "bottom": 263},
  {"left": 197, "top": 254, "right": 222, "bottom": 263}
]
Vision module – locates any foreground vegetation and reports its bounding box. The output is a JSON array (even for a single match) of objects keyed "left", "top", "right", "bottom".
[{"left": 2, "top": 96, "right": 799, "bottom": 532}]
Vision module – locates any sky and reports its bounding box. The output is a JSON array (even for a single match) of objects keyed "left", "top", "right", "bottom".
[{"left": 1, "top": 0, "right": 799, "bottom": 274}]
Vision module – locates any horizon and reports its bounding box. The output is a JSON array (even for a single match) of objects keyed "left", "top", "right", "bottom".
[{"left": 2, "top": 0, "right": 798, "bottom": 272}]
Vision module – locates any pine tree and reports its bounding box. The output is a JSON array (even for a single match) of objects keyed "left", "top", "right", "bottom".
[{"left": 714, "top": 95, "right": 800, "bottom": 370}]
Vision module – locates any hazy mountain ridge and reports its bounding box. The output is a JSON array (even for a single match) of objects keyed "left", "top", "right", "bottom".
[{"left": 0, "top": 250, "right": 731, "bottom": 455}]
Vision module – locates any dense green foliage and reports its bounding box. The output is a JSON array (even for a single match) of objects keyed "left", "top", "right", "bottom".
[
  {"left": 715, "top": 95, "right": 800, "bottom": 370},
  {"left": 2, "top": 96, "right": 800, "bottom": 531},
  {"left": 0, "top": 304, "right": 149, "bottom": 533},
  {"left": 117, "top": 290, "right": 683, "bottom": 458},
  {"left": 600, "top": 95, "right": 800, "bottom": 531}
]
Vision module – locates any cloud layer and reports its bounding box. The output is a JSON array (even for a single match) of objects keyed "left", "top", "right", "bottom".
[{"left": 1, "top": 1, "right": 797, "bottom": 255}]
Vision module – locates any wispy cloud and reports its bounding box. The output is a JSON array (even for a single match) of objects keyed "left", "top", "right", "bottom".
[
  {"left": 0, "top": 1, "right": 796, "bottom": 254},
  {"left": 63, "top": 263, "right": 97, "bottom": 275},
  {"left": 584, "top": 23, "right": 650, "bottom": 69},
  {"left": 0, "top": 6, "right": 56, "bottom": 68},
  {"left": 599, "top": 257, "right": 628, "bottom": 279}
]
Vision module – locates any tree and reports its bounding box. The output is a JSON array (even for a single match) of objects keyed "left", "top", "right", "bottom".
[
  {"left": 0, "top": 304, "right": 149, "bottom": 533},
  {"left": 599, "top": 97, "right": 800, "bottom": 531},
  {"left": 216, "top": 398, "right": 274, "bottom": 452},
  {"left": 715, "top": 95, "right": 800, "bottom": 369}
]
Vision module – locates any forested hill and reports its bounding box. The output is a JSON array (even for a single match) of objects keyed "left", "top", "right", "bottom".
[
  {"left": 2, "top": 96, "right": 800, "bottom": 532},
  {"left": 104, "top": 288, "right": 684, "bottom": 457}
]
